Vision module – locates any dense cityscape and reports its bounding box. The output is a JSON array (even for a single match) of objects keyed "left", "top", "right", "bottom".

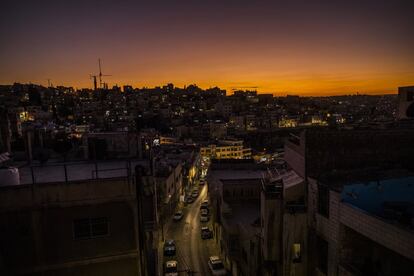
[{"left": 1, "top": 1, "right": 414, "bottom": 276}]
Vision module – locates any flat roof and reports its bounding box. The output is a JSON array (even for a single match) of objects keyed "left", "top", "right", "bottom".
[
  {"left": 18, "top": 159, "right": 149, "bottom": 185},
  {"left": 341, "top": 176, "right": 414, "bottom": 229},
  {"left": 211, "top": 169, "right": 265, "bottom": 181}
]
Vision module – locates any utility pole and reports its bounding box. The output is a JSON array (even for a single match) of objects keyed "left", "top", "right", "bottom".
[{"left": 135, "top": 165, "right": 149, "bottom": 276}]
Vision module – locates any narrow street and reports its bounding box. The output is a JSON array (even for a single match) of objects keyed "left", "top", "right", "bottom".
[{"left": 162, "top": 184, "right": 220, "bottom": 275}]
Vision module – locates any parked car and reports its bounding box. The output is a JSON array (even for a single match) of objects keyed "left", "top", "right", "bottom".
[
  {"left": 163, "top": 240, "right": 176, "bottom": 256},
  {"left": 208, "top": 256, "right": 227, "bottom": 275},
  {"left": 201, "top": 226, "right": 213, "bottom": 239},
  {"left": 201, "top": 199, "right": 209, "bottom": 208},
  {"left": 200, "top": 212, "right": 209, "bottom": 222},
  {"left": 200, "top": 205, "right": 209, "bottom": 213},
  {"left": 173, "top": 210, "right": 183, "bottom": 221},
  {"left": 200, "top": 208, "right": 209, "bottom": 216},
  {"left": 186, "top": 196, "right": 194, "bottom": 204},
  {"left": 164, "top": 260, "right": 178, "bottom": 276},
  {"left": 191, "top": 191, "right": 199, "bottom": 198},
  {"left": 200, "top": 179, "right": 206, "bottom": 185}
]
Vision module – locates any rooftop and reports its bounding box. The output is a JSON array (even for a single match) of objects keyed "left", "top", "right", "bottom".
[
  {"left": 17, "top": 159, "right": 149, "bottom": 185},
  {"left": 341, "top": 175, "right": 414, "bottom": 229},
  {"left": 211, "top": 169, "right": 265, "bottom": 181}
]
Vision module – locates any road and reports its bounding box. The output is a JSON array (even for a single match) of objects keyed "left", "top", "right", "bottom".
[{"left": 162, "top": 184, "right": 219, "bottom": 275}]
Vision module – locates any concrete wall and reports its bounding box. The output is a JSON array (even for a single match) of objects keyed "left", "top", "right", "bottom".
[
  {"left": 308, "top": 178, "right": 341, "bottom": 276},
  {"left": 308, "top": 177, "right": 414, "bottom": 276},
  {"left": 340, "top": 203, "right": 414, "bottom": 261},
  {"left": 284, "top": 142, "right": 305, "bottom": 178},
  {"left": 282, "top": 212, "right": 307, "bottom": 276}
]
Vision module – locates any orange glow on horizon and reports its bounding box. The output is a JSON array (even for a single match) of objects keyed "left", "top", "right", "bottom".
[{"left": 1, "top": 1, "right": 413, "bottom": 96}]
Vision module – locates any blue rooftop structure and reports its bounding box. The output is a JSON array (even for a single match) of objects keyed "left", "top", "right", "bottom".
[{"left": 341, "top": 176, "right": 414, "bottom": 228}]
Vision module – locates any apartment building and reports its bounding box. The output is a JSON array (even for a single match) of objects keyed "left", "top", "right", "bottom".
[
  {"left": 261, "top": 168, "right": 307, "bottom": 276},
  {"left": 284, "top": 127, "right": 414, "bottom": 276},
  {"left": 200, "top": 140, "right": 252, "bottom": 160},
  {"left": 208, "top": 160, "right": 264, "bottom": 276},
  {"left": 0, "top": 160, "right": 154, "bottom": 276}
]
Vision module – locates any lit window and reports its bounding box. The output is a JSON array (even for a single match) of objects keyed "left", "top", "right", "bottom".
[{"left": 292, "top": 243, "right": 301, "bottom": 263}]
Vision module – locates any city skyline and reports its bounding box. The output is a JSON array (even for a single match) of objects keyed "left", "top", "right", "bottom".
[{"left": 1, "top": 0, "right": 413, "bottom": 95}]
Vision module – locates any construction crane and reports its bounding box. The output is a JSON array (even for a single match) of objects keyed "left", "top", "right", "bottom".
[
  {"left": 98, "top": 58, "right": 111, "bottom": 89},
  {"left": 90, "top": 59, "right": 111, "bottom": 90}
]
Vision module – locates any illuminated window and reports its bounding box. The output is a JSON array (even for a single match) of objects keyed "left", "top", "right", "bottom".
[{"left": 292, "top": 243, "right": 301, "bottom": 263}]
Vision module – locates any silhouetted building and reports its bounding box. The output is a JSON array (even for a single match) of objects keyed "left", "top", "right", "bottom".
[{"left": 398, "top": 86, "right": 414, "bottom": 120}]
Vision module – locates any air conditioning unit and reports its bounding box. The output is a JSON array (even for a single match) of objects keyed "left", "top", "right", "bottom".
[{"left": 398, "top": 86, "right": 414, "bottom": 119}]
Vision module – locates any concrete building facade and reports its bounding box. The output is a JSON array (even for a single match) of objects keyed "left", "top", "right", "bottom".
[{"left": 0, "top": 162, "right": 153, "bottom": 276}]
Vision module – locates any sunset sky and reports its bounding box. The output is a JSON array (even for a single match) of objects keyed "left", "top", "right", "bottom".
[{"left": 1, "top": 0, "right": 413, "bottom": 95}]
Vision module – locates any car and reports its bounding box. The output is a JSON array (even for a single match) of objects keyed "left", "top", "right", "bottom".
[
  {"left": 200, "top": 205, "right": 209, "bottom": 213},
  {"left": 200, "top": 179, "right": 206, "bottom": 185},
  {"left": 164, "top": 260, "right": 178, "bottom": 276},
  {"left": 186, "top": 196, "right": 194, "bottom": 204},
  {"left": 200, "top": 208, "right": 209, "bottom": 216},
  {"left": 191, "top": 191, "right": 199, "bottom": 198},
  {"left": 200, "top": 212, "right": 209, "bottom": 222},
  {"left": 201, "top": 199, "right": 209, "bottom": 207},
  {"left": 193, "top": 187, "right": 199, "bottom": 192},
  {"left": 163, "top": 240, "right": 176, "bottom": 256},
  {"left": 173, "top": 210, "right": 183, "bottom": 221},
  {"left": 201, "top": 226, "right": 213, "bottom": 239},
  {"left": 208, "top": 256, "right": 227, "bottom": 275}
]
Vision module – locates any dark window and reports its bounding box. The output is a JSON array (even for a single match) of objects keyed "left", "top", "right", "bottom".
[
  {"left": 91, "top": 218, "right": 109, "bottom": 237},
  {"left": 73, "top": 217, "right": 109, "bottom": 240},
  {"left": 73, "top": 219, "right": 90, "bottom": 239},
  {"left": 242, "top": 248, "right": 248, "bottom": 263},
  {"left": 229, "top": 236, "right": 239, "bottom": 252},
  {"left": 316, "top": 236, "right": 328, "bottom": 274},
  {"left": 406, "top": 102, "right": 414, "bottom": 118},
  {"left": 407, "top": 91, "right": 414, "bottom": 101},
  {"left": 317, "top": 184, "right": 329, "bottom": 218}
]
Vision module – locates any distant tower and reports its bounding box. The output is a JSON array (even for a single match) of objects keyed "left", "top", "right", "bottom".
[
  {"left": 398, "top": 86, "right": 414, "bottom": 120},
  {"left": 92, "top": 75, "right": 97, "bottom": 90}
]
